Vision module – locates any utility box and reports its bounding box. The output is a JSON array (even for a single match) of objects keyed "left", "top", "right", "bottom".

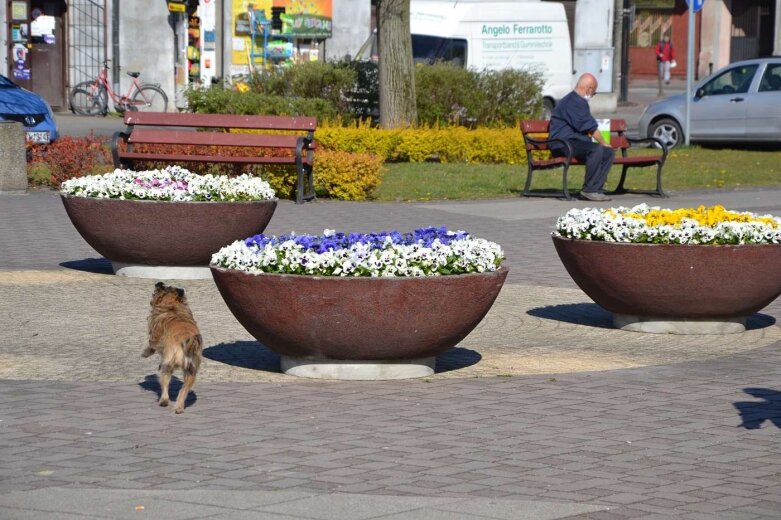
[{"left": 574, "top": 47, "right": 614, "bottom": 92}]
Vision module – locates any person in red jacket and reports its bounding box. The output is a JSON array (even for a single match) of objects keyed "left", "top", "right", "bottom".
[{"left": 655, "top": 34, "right": 675, "bottom": 96}]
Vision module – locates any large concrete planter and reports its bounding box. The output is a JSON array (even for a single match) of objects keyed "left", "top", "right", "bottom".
[
  {"left": 210, "top": 266, "right": 508, "bottom": 379},
  {"left": 61, "top": 195, "right": 277, "bottom": 279},
  {"left": 552, "top": 235, "right": 781, "bottom": 334}
]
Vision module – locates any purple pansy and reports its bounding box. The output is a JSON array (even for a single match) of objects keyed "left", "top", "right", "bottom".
[{"left": 244, "top": 227, "right": 471, "bottom": 252}]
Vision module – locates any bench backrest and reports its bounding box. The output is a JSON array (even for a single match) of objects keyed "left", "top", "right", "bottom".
[
  {"left": 521, "top": 119, "right": 630, "bottom": 151},
  {"left": 122, "top": 112, "right": 316, "bottom": 150},
  {"left": 124, "top": 112, "right": 317, "bottom": 132}
]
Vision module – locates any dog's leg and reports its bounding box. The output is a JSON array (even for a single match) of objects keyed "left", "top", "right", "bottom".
[
  {"left": 174, "top": 369, "right": 196, "bottom": 414},
  {"left": 159, "top": 364, "right": 173, "bottom": 407},
  {"left": 141, "top": 338, "right": 155, "bottom": 358}
]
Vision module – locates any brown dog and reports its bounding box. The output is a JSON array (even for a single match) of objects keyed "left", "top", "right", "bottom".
[{"left": 142, "top": 282, "right": 203, "bottom": 414}]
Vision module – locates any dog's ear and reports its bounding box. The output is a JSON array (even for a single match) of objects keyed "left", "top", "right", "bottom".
[
  {"left": 155, "top": 281, "right": 165, "bottom": 289},
  {"left": 176, "top": 288, "right": 185, "bottom": 299}
]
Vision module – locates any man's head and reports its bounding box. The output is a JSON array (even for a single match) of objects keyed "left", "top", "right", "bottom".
[
  {"left": 663, "top": 34, "right": 670, "bottom": 43},
  {"left": 575, "top": 73, "right": 598, "bottom": 100}
]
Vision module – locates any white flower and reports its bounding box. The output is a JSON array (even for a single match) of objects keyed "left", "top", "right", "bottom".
[{"left": 60, "top": 166, "right": 276, "bottom": 201}]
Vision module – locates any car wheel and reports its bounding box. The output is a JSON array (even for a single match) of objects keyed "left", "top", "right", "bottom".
[{"left": 650, "top": 118, "right": 682, "bottom": 149}]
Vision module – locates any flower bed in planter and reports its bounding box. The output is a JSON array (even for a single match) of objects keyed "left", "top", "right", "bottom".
[
  {"left": 553, "top": 204, "right": 781, "bottom": 334},
  {"left": 60, "top": 166, "right": 277, "bottom": 279},
  {"left": 210, "top": 227, "right": 507, "bottom": 379}
]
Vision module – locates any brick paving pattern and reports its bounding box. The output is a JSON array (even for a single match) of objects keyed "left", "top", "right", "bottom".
[{"left": 1, "top": 188, "right": 780, "bottom": 519}]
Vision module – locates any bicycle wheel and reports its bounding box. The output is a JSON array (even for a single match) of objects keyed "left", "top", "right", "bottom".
[
  {"left": 130, "top": 85, "right": 168, "bottom": 112},
  {"left": 69, "top": 81, "right": 108, "bottom": 116}
]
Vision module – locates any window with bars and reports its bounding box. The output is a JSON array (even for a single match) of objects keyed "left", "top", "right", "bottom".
[
  {"left": 68, "top": 0, "right": 106, "bottom": 87},
  {"left": 629, "top": 10, "right": 673, "bottom": 48}
]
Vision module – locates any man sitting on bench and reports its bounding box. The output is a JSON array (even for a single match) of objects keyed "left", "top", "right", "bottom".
[{"left": 549, "top": 73, "right": 615, "bottom": 202}]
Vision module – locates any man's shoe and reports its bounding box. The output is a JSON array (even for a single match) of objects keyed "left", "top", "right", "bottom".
[{"left": 580, "top": 191, "right": 612, "bottom": 202}]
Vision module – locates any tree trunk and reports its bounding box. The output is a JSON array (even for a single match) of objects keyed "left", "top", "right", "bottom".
[{"left": 377, "top": 0, "right": 417, "bottom": 128}]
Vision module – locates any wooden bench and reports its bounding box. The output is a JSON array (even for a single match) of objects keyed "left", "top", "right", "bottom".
[
  {"left": 520, "top": 118, "right": 668, "bottom": 201},
  {"left": 111, "top": 112, "right": 316, "bottom": 203}
]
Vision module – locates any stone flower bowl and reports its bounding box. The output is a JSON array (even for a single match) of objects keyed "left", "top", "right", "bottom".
[
  {"left": 210, "top": 266, "right": 509, "bottom": 380},
  {"left": 61, "top": 195, "right": 277, "bottom": 279},
  {"left": 552, "top": 235, "right": 781, "bottom": 334}
]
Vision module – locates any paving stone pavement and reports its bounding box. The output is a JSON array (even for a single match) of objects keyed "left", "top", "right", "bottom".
[{"left": 1, "top": 188, "right": 781, "bottom": 519}]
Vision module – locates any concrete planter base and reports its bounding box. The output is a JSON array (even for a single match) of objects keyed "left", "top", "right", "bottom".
[
  {"left": 112, "top": 262, "right": 212, "bottom": 280},
  {"left": 613, "top": 314, "right": 748, "bottom": 335},
  {"left": 280, "top": 355, "right": 436, "bottom": 380}
]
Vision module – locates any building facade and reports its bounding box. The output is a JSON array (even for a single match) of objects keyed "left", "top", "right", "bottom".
[
  {"left": 2, "top": 0, "right": 369, "bottom": 111},
  {"left": 629, "top": 0, "right": 781, "bottom": 79}
]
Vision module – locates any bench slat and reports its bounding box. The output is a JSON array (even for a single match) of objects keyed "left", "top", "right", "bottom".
[
  {"left": 124, "top": 112, "right": 317, "bottom": 131},
  {"left": 117, "top": 152, "right": 312, "bottom": 165},
  {"left": 127, "top": 130, "right": 305, "bottom": 149}
]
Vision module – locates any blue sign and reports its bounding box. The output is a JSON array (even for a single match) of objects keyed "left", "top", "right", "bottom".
[{"left": 686, "top": 0, "right": 704, "bottom": 12}]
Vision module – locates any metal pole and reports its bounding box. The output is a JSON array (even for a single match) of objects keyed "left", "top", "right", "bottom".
[
  {"left": 684, "top": 3, "right": 694, "bottom": 146},
  {"left": 112, "top": 0, "right": 120, "bottom": 95},
  {"left": 619, "top": 0, "right": 630, "bottom": 103}
]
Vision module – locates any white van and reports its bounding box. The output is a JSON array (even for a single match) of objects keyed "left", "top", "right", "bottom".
[{"left": 410, "top": 0, "right": 574, "bottom": 116}]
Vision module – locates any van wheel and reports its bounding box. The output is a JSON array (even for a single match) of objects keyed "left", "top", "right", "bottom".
[
  {"left": 542, "top": 99, "right": 554, "bottom": 120},
  {"left": 650, "top": 118, "right": 682, "bottom": 149}
]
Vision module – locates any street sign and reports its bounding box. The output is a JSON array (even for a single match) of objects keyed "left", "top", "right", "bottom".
[{"left": 685, "top": 0, "right": 704, "bottom": 13}]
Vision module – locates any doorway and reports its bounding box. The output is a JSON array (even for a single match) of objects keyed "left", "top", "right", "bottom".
[
  {"left": 29, "top": 0, "right": 66, "bottom": 109},
  {"left": 730, "top": 0, "right": 776, "bottom": 62}
]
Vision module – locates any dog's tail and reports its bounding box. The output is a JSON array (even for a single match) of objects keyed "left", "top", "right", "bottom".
[{"left": 182, "top": 334, "right": 203, "bottom": 374}]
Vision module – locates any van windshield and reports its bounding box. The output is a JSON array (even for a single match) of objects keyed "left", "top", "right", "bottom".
[{"left": 411, "top": 34, "right": 467, "bottom": 67}]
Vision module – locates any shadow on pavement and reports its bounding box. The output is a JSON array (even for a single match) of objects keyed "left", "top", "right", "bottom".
[
  {"left": 138, "top": 374, "right": 198, "bottom": 408},
  {"left": 527, "top": 303, "right": 613, "bottom": 328},
  {"left": 529, "top": 304, "right": 776, "bottom": 331},
  {"left": 436, "top": 347, "right": 481, "bottom": 373},
  {"left": 734, "top": 388, "right": 781, "bottom": 429},
  {"left": 60, "top": 257, "right": 113, "bottom": 274},
  {"left": 205, "top": 341, "right": 482, "bottom": 375},
  {"left": 204, "top": 341, "right": 280, "bottom": 372},
  {"left": 203, "top": 341, "right": 483, "bottom": 373}
]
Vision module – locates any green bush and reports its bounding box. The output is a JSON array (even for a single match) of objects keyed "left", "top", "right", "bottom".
[
  {"left": 245, "top": 61, "right": 357, "bottom": 114},
  {"left": 414, "top": 64, "right": 478, "bottom": 126},
  {"left": 415, "top": 64, "right": 544, "bottom": 126},
  {"left": 189, "top": 61, "right": 543, "bottom": 127},
  {"left": 186, "top": 87, "right": 339, "bottom": 119},
  {"left": 474, "top": 69, "right": 545, "bottom": 125}
]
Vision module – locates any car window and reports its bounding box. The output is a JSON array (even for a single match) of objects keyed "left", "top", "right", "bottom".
[
  {"left": 701, "top": 64, "right": 758, "bottom": 95},
  {"left": 758, "top": 64, "right": 781, "bottom": 92}
]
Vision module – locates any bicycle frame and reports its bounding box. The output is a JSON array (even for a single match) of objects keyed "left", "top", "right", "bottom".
[{"left": 92, "top": 66, "right": 145, "bottom": 108}]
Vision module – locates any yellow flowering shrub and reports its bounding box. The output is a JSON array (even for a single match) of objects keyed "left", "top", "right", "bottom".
[
  {"left": 260, "top": 149, "right": 383, "bottom": 201},
  {"left": 312, "top": 149, "right": 384, "bottom": 201},
  {"left": 317, "top": 121, "right": 527, "bottom": 164}
]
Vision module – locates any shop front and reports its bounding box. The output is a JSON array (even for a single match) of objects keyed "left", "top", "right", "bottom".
[{"left": 7, "top": 0, "right": 67, "bottom": 109}]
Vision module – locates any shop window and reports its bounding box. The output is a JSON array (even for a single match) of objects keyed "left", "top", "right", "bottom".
[{"left": 629, "top": 10, "right": 673, "bottom": 48}]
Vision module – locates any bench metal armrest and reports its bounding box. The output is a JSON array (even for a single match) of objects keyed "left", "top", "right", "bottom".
[
  {"left": 626, "top": 136, "right": 669, "bottom": 162},
  {"left": 110, "top": 130, "right": 131, "bottom": 168},
  {"left": 525, "top": 136, "right": 573, "bottom": 164}
]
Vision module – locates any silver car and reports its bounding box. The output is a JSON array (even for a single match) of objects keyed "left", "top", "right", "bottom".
[{"left": 638, "top": 57, "right": 781, "bottom": 148}]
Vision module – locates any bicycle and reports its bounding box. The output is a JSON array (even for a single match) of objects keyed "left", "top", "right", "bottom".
[{"left": 69, "top": 60, "right": 168, "bottom": 116}]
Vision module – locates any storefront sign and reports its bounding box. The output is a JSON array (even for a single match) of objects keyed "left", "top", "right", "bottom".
[
  {"left": 285, "top": 14, "right": 332, "bottom": 37},
  {"left": 231, "top": 0, "right": 332, "bottom": 65},
  {"left": 11, "top": 1, "right": 28, "bottom": 21}
]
